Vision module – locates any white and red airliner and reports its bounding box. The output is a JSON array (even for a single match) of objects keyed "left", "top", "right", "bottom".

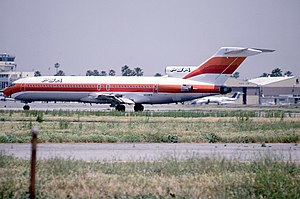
[{"left": 2, "top": 47, "right": 274, "bottom": 111}]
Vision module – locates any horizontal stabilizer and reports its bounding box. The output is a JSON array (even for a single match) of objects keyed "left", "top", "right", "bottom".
[
  {"left": 251, "top": 48, "right": 275, "bottom": 53},
  {"left": 224, "top": 48, "right": 248, "bottom": 55},
  {"left": 220, "top": 47, "right": 275, "bottom": 57}
]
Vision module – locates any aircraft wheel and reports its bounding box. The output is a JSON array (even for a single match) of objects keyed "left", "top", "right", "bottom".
[
  {"left": 115, "top": 104, "right": 125, "bottom": 112},
  {"left": 134, "top": 104, "right": 144, "bottom": 112},
  {"left": 23, "top": 105, "right": 30, "bottom": 111}
]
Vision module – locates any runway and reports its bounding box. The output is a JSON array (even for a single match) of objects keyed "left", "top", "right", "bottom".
[
  {"left": 1, "top": 143, "right": 299, "bottom": 162},
  {"left": 0, "top": 100, "right": 237, "bottom": 112},
  {"left": 0, "top": 100, "right": 190, "bottom": 112}
]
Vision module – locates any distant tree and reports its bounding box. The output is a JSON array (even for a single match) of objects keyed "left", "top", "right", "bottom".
[
  {"left": 231, "top": 72, "right": 240, "bottom": 79},
  {"left": 270, "top": 68, "right": 282, "bottom": 77},
  {"left": 121, "top": 65, "right": 144, "bottom": 76},
  {"left": 134, "top": 67, "right": 143, "bottom": 76},
  {"left": 260, "top": 68, "right": 293, "bottom": 78},
  {"left": 122, "top": 65, "right": 131, "bottom": 76},
  {"left": 260, "top": 72, "right": 269, "bottom": 77},
  {"left": 93, "top": 70, "right": 100, "bottom": 76},
  {"left": 34, "top": 70, "right": 42, "bottom": 77},
  {"left": 129, "top": 69, "right": 136, "bottom": 76},
  {"left": 100, "top": 70, "right": 107, "bottom": 76},
  {"left": 154, "top": 73, "right": 162, "bottom": 77},
  {"left": 284, "top": 71, "right": 293, "bottom": 77},
  {"left": 54, "top": 70, "right": 65, "bottom": 76},
  {"left": 86, "top": 70, "right": 94, "bottom": 76},
  {"left": 109, "top": 69, "right": 116, "bottom": 76}
]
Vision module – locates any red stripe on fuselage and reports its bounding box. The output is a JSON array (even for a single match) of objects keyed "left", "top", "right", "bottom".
[{"left": 4, "top": 83, "right": 221, "bottom": 96}]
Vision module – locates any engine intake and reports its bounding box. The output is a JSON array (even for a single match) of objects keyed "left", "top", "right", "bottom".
[{"left": 220, "top": 86, "right": 232, "bottom": 94}]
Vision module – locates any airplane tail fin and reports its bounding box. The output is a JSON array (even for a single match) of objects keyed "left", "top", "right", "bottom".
[
  {"left": 231, "top": 92, "right": 238, "bottom": 99},
  {"left": 231, "top": 92, "right": 242, "bottom": 99},
  {"left": 183, "top": 47, "right": 274, "bottom": 85}
]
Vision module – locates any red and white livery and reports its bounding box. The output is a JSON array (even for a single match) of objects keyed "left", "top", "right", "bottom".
[{"left": 3, "top": 47, "right": 274, "bottom": 111}]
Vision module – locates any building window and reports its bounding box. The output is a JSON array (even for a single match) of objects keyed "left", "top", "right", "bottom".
[{"left": 1, "top": 82, "right": 8, "bottom": 88}]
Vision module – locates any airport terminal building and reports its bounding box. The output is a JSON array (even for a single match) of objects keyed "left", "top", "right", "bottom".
[{"left": 225, "top": 76, "right": 300, "bottom": 105}]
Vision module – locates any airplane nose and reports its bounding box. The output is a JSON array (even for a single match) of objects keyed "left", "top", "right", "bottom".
[{"left": 2, "top": 87, "right": 11, "bottom": 97}]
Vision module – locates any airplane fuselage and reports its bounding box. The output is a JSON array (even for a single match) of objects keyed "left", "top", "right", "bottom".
[{"left": 4, "top": 76, "right": 228, "bottom": 105}]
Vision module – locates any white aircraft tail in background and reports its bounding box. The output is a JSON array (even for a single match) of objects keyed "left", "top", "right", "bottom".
[{"left": 191, "top": 92, "right": 242, "bottom": 105}]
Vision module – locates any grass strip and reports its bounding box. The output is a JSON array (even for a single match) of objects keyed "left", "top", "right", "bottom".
[{"left": 1, "top": 152, "right": 299, "bottom": 198}]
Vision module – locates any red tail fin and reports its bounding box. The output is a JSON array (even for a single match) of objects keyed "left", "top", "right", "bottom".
[{"left": 183, "top": 47, "right": 274, "bottom": 84}]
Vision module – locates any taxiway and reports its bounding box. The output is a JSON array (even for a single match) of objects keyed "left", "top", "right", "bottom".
[{"left": 1, "top": 143, "right": 299, "bottom": 162}]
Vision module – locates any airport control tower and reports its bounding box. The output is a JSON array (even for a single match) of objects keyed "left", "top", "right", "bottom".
[
  {"left": 0, "top": 53, "right": 34, "bottom": 89},
  {"left": 0, "top": 53, "right": 16, "bottom": 72}
]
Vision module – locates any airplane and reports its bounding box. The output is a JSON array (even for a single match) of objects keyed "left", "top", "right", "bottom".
[
  {"left": 2, "top": 47, "right": 274, "bottom": 111},
  {"left": 191, "top": 92, "right": 242, "bottom": 105}
]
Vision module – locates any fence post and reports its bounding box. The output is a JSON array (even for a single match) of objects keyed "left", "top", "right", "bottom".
[{"left": 29, "top": 128, "right": 38, "bottom": 199}]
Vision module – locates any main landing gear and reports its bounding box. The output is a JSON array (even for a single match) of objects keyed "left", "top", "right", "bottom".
[
  {"left": 23, "top": 104, "right": 30, "bottom": 110},
  {"left": 114, "top": 104, "right": 144, "bottom": 112},
  {"left": 134, "top": 103, "right": 144, "bottom": 112},
  {"left": 115, "top": 104, "right": 126, "bottom": 112}
]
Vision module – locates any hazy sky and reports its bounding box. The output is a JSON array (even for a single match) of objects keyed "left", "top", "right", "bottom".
[{"left": 1, "top": 0, "right": 299, "bottom": 78}]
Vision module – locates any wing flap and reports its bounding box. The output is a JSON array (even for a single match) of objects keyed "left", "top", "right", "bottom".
[
  {"left": 117, "top": 97, "right": 135, "bottom": 104},
  {"left": 81, "top": 92, "right": 135, "bottom": 104}
]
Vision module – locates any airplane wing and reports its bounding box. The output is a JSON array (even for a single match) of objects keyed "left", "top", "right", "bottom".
[
  {"left": 219, "top": 101, "right": 235, "bottom": 105},
  {"left": 80, "top": 92, "right": 135, "bottom": 104}
]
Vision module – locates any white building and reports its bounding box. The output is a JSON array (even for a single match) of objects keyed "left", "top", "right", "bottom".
[
  {"left": 0, "top": 53, "right": 34, "bottom": 89},
  {"left": 225, "top": 76, "right": 300, "bottom": 105},
  {"left": 248, "top": 76, "right": 300, "bottom": 105}
]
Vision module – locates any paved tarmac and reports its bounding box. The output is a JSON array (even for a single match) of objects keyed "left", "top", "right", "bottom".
[
  {"left": 0, "top": 100, "right": 198, "bottom": 111},
  {"left": 1, "top": 100, "right": 299, "bottom": 113},
  {"left": 1, "top": 143, "right": 299, "bottom": 162},
  {"left": 0, "top": 100, "right": 267, "bottom": 112}
]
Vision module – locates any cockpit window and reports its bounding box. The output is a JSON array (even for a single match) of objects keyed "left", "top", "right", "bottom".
[{"left": 9, "top": 83, "right": 15, "bottom": 87}]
